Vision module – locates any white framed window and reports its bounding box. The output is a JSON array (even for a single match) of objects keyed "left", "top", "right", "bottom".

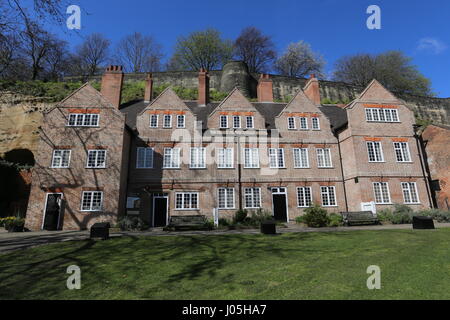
[
  {"left": 136, "top": 147, "right": 154, "bottom": 169},
  {"left": 316, "top": 148, "right": 332, "bottom": 168},
  {"left": 217, "top": 148, "right": 233, "bottom": 168},
  {"left": 220, "top": 115, "right": 228, "bottom": 129},
  {"left": 365, "top": 108, "right": 400, "bottom": 123},
  {"left": 163, "top": 115, "right": 172, "bottom": 128},
  {"left": 402, "top": 182, "right": 419, "bottom": 204},
  {"left": 150, "top": 114, "right": 158, "bottom": 128},
  {"left": 373, "top": 182, "right": 391, "bottom": 204},
  {"left": 269, "top": 148, "right": 285, "bottom": 168},
  {"left": 312, "top": 117, "right": 320, "bottom": 130},
  {"left": 67, "top": 113, "right": 99, "bottom": 127},
  {"left": 367, "top": 141, "right": 384, "bottom": 162},
  {"left": 175, "top": 192, "right": 199, "bottom": 210},
  {"left": 321, "top": 186, "right": 337, "bottom": 207},
  {"left": 218, "top": 188, "right": 235, "bottom": 209},
  {"left": 244, "top": 188, "right": 261, "bottom": 209},
  {"left": 293, "top": 148, "right": 309, "bottom": 168},
  {"left": 81, "top": 191, "right": 103, "bottom": 211},
  {"left": 86, "top": 150, "right": 106, "bottom": 168},
  {"left": 246, "top": 116, "right": 254, "bottom": 129},
  {"left": 190, "top": 147, "right": 206, "bottom": 169},
  {"left": 299, "top": 117, "right": 308, "bottom": 130},
  {"left": 163, "top": 148, "right": 180, "bottom": 168},
  {"left": 394, "top": 142, "right": 411, "bottom": 162},
  {"left": 297, "top": 187, "right": 312, "bottom": 207},
  {"left": 177, "top": 115, "right": 185, "bottom": 128},
  {"left": 243, "top": 148, "right": 260, "bottom": 168},
  {"left": 233, "top": 116, "right": 241, "bottom": 129},
  {"left": 51, "top": 150, "right": 71, "bottom": 168},
  {"left": 288, "top": 117, "right": 296, "bottom": 130}
]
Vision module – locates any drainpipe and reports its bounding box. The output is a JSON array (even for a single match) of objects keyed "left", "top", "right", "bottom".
[
  {"left": 336, "top": 132, "right": 349, "bottom": 212},
  {"left": 413, "top": 125, "right": 434, "bottom": 209},
  {"left": 237, "top": 135, "right": 243, "bottom": 210}
]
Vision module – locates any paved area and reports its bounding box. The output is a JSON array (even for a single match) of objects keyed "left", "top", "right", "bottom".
[{"left": 1, "top": 222, "right": 449, "bottom": 254}]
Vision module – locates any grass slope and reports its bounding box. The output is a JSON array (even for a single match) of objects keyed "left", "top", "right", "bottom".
[{"left": 0, "top": 229, "right": 449, "bottom": 300}]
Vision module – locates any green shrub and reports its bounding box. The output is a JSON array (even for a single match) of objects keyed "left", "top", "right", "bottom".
[
  {"left": 328, "top": 213, "right": 343, "bottom": 227},
  {"left": 4, "top": 217, "right": 25, "bottom": 232},
  {"left": 303, "top": 204, "right": 330, "bottom": 228},
  {"left": 218, "top": 218, "right": 230, "bottom": 226},
  {"left": 377, "top": 208, "right": 394, "bottom": 222},
  {"left": 249, "top": 209, "right": 273, "bottom": 224},
  {"left": 233, "top": 209, "right": 248, "bottom": 224},
  {"left": 203, "top": 219, "right": 215, "bottom": 230},
  {"left": 118, "top": 216, "right": 148, "bottom": 231},
  {"left": 0, "top": 217, "right": 16, "bottom": 228},
  {"left": 295, "top": 216, "right": 305, "bottom": 224},
  {"left": 419, "top": 209, "right": 450, "bottom": 222}
]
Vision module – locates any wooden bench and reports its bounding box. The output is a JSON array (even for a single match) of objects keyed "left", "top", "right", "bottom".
[
  {"left": 163, "top": 215, "right": 211, "bottom": 231},
  {"left": 341, "top": 211, "right": 379, "bottom": 226}
]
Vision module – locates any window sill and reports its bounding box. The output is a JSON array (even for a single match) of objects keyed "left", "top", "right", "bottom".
[
  {"left": 174, "top": 208, "right": 200, "bottom": 211},
  {"left": 397, "top": 161, "right": 413, "bottom": 164},
  {"left": 218, "top": 208, "right": 236, "bottom": 210},
  {"left": 404, "top": 202, "right": 421, "bottom": 205},
  {"left": 217, "top": 167, "right": 235, "bottom": 169},
  {"left": 50, "top": 167, "right": 70, "bottom": 169},
  {"left": 81, "top": 210, "right": 103, "bottom": 212},
  {"left": 85, "top": 167, "right": 107, "bottom": 169},
  {"left": 318, "top": 167, "right": 334, "bottom": 169},
  {"left": 322, "top": 205, "right": 339, "bottom": 208},
  {"left": 294, "top": 167, "right": 311, "bottom": 169}
]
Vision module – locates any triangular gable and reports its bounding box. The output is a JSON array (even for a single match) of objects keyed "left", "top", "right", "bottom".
[
  {"left": 45, "top": 83, "right": 116, "bottom": 114},
  {"left": 357, "top": 79, "right": 400, "bottom": 102},
  {"left": 276, "top": 89, "right": 321, "bottom": 117},
  {"left": 209, "top": 87, "right": 258, "bottom": 117},
  {"left": 139, "top": 87, "right": 193, "bottom": 116}
]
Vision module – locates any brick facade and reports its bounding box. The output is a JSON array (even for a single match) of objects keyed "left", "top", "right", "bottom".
[{"left": 25, "top": 70, "right": 433, "bottom": 231}]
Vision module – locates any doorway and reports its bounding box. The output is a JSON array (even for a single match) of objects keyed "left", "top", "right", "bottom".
[
  {"left": 152, "top": 194, "right": 168, "bottom": 227},
  {"left": 271, "top": 187, "right": 288, "bottom": 222},
  {"left": 42, "top": 193, "right": 63, "bottom": 230}
]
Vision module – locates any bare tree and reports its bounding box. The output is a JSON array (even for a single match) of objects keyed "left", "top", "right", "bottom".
[
  {"left": 43, "top": 39, "right": 69, "bottom": 80},
  {"left": 169, "top": 28, "right": 233, "bottom": 71},
  {"left": 333, "top": 51, "right": 433, "bottom": 96},
  {"left": 19, "top": 20, "right": 59, "bottom": 80},
  {"left": 274, "top": 41, "right": 325, "bottom": 78},
  {"left": 0, "top": 33, "right": 18, "bottom": 76},
  {"left": 233, "top": 26, "right": 276, "bottom": 73},
  {"left": 74, "top": 33, "right": 111, "bottom": 77},
  {"left": 114, "top": 32, "right": 163, "bottom": 73}
]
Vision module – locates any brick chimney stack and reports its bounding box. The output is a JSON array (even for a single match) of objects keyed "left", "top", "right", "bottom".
[
  {"left": 101, "top": 65, "right": 124, "bottom": 108},
  {"left": 144, "top": 73, "right": 153, "bottom": 103},
  {"left": 257, "top": 74, "right": 274, "bottom": 103},
  {"left": 198, "top": 68, "right": 210, "bottom": 106},
  {"left": 303, "top": 74, "right": 321, "bottom": 105}
]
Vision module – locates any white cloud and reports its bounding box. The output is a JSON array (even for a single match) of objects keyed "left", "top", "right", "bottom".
[{"left": 417, "top": 38, "right": 447, "bottom": 54}]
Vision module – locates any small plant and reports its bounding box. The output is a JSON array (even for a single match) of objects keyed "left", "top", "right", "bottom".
[
  {"left": 218, "top": 218, "right": 230, "bottom": 226},
  {"left": 295, "top": 216, "right": 305, "bottom": 224},
  {"left": 377, "top": 208, "right": 394, "bottom": 223},
  {"left": 418, "top": 209, "right": 450, "bottom": 223},
  {"left": 203, "top": 219, "right": 215, "bottom": 230},
  {"left": 328, "top": 213, "right": 344, "bottom": 227},
  {"left": 118, "top": 216, "right": 148, "bottom": 231},
  {"left": 4, "top": 217, "right": 25, "bottom": 232},
  {"left": 233, "top": 209, "right": 248, "bottom": 224},
  {"left": 303, "top": 204, "right": 330, "bottom": 228}
]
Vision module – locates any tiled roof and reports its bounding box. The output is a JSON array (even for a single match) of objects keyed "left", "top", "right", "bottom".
[{"left": 119, "top": 100, "right": 348, "bottom": 132}]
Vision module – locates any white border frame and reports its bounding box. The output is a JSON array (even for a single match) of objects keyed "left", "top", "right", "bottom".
[
  {"left": 271, "top": 187, "right": 289, "bottom": 222},
  {"left": 41, "top": 192, "right": 64, "bottom": 230}
]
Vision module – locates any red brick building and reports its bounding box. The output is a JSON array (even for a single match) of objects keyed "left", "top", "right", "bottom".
[{"left": 25, "top": 66, "right": 433, "bottom": 231}]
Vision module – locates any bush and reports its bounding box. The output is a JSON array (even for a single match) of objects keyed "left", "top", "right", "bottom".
[
  {"left": 233, "top": 209, "right": 248, "bottom": 224},
  {"left": 295, "top": 216, "right": 305, "bottom": 224},
  {"left": 249, "top": 209, "right": 273, "bottom": 224},
  {"left": 303, "top": 204, "right": 330, "bottom": 228},
  {"left": 419, "top": 209, "right": 450, "bottom": 223},
  {"left": 218, "top": 218, "right": 230, "bottom": 226},
  {"left": 118, "top": 216, "right": 148, "bottom": 231},
  {"left": 4, "top": 217, "right": 25, "bottom": 232},
  {"left": 377, "top": 208, "right": 394, "bottom": 222},
  {"left": 203, "top": 219, "right": 215, "bottom": 230},
  {"left": 328, "top": 214, "right": 344, "bottom": 227}
]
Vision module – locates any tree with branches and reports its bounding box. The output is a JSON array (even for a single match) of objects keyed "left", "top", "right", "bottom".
[
  {"left": 274, "top": 41, "right": 325, "bottom": 78},
  {"left": 233, "top": 26, "right": 276, "bottom": 73},
  {"left": 74, "top": 33, "right": 111, "bottom": 77}
]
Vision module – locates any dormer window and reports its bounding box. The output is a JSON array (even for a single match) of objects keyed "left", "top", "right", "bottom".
[
  {"left": 150, "top": 115, "right": 158, "bottom": 128},
  {"left": 246, "top": 116, "right": 254, "bottom": 129},
  {"left": 233, "top": 116, "right": 241, "bottom": 129},
  {"left": 299, "top": 117, "right": 308, "bottom": 130},
  {"left": 67, "top": 114, "right": 99, "bottom": 127},
  {"left": 312, "top": 117, "right": 320, "bottom": 130},
  {"left": 288, "top": 117, "right": 296, "bottom": 130},
  {"left": 163, "top": 115, "right": 172, "bottom": 128},
  {"left": 177, "top": 115, "right": 185, "bottom": 128},
  {"left": 365, "top": 108, "right": 399, "bottom": 123},
  {"left": 220, "top": 115, "right": 228, "bottom": 129}
]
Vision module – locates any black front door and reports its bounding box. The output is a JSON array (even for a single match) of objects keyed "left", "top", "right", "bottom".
[
  {"left": 273, "top": 194, "right": 287, "bottom": 222},
  {"left": 154, "top": 197, "right": 168, "bottom": 227},
  {"left": 43, "top": 194, "right": 62, "bottom": 230}
]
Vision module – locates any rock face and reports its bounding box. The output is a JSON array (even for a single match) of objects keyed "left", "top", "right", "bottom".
[
  {"left": 0, "top": 92, "right": 54, "bottom": 157},
  {"left": 220, "top": 61, "right": 257, "bottom": 97}
]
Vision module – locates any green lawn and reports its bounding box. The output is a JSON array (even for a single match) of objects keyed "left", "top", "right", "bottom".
[{"left": 1, "top": 229, "right": 450, "bottom": 300}]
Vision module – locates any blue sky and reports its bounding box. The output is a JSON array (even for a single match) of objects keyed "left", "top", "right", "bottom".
[{"left": 48, "top": 0, "right": 449, "bottom": 97}]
